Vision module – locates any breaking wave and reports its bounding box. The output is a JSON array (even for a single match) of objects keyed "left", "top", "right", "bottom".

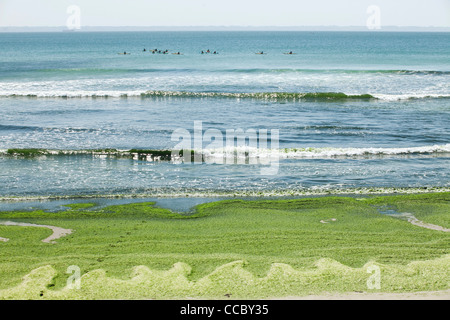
[
  {"left": 1, "top": 90, "right": 450, "bottom": 101},
  {"left": 1, "top": 144, "right": 449, "bottom": 160}
]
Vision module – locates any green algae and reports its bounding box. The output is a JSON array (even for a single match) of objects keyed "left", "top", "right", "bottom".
[{"left": 0, "top": 193, "right": 448, "bottom": 299}]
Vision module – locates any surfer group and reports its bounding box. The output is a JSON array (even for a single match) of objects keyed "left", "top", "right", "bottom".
[
  {"left": 201, "top": 49, "right": 219, "bottom": 54},
  {"left": 148, "top": 49, "right": 170, "bottom": 54},
  {"left": 256, "top": 51, "right": 295, "bottom": 55},
  {"left": 121, "top": 49, "right": 295, "bottom": 55}
]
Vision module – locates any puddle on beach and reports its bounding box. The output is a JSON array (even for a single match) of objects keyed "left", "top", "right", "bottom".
[
  {"left": 0, "top": 194, "right": 390, "bottom": 215},
  {"left": 0, "top": 194, "right": 369, "bottom": 214},
  {"left": 0, "top": 197, "right": 226, "bottom": 214},
  {"left": 375, "top": 206, "right": 402, "bottom": 215}
]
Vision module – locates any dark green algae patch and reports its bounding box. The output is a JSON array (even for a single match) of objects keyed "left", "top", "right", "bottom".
[{"left": 139, "top": 91, "right": 377, "bottom": 101}]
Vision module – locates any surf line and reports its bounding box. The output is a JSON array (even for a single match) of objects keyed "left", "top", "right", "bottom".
[{"left": 0, "top": 221, "right": 73, "bottom": 243}]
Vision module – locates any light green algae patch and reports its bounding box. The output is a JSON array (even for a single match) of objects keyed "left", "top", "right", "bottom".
[{"left": 0, "top": 256, "right": 448, "bottom": 300}]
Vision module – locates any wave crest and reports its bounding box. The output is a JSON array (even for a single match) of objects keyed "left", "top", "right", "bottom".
[
  {"left": 1, "top": 144, "right": 449, "bottom": 160},
  {"left": 1, "top": 90, "right": 450, "bottom": 101}
]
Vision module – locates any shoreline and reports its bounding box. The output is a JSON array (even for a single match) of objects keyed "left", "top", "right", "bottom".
[
  {"left": 1, "top": 187, "right": 449, "bottom": 202},
  {"left": 1, "top": 190, "right": 449, "bottom": 218}
]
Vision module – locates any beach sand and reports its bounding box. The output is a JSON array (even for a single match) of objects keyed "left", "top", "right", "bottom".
[{"left": 274, "top": 289, "right": 450, "bottom": 300}]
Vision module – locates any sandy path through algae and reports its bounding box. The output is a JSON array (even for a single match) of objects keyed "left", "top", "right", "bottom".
[
  {"left": 403, "top": 213, "right": 450, "bottom": 232},
  {"left": 0, "top": 221, "right": 72, "bottom": 243}
]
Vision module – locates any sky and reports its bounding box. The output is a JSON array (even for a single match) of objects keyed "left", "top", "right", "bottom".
[{"left": 0, "top": 0, "right": 449, "bottom": 28}]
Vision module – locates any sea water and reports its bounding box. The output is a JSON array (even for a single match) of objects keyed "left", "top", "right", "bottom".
[{"left": 0, "top": 31, "right": 449, "bottom": 201}]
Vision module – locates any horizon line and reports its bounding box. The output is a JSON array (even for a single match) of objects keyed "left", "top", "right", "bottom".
[{"left": 1, "top": 25, "right": 449, "bottom": 33}]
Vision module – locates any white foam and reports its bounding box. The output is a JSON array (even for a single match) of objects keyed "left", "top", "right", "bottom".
[
  {"left": 1, "top": 144, "right": 449, "bottom": 159},
  {"left": 0, "top": 186, "right": 449, "bottom": 201},
  {"left": 281, "top": 144, "right": 450, "bottom": 158},
  {"left": 0, "top": 90, "right": 144, "bottom": 98},
  {"left": 198, "top": 144, "right": 450, "bottom": 160},
  {"left": 372, "top": 93, "right": 450, "bottom": 101}
]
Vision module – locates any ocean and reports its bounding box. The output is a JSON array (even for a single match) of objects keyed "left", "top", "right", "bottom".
[{"left": 0, "top": 31, "right": 449, "bottom": 204}]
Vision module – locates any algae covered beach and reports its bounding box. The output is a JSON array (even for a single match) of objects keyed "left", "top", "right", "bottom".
[
  {"left": 0, "top": 193, "right": 449, "bottom": 299},
  {"left": 0, "top": 23, "right": 449, "bottom": 302}
]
